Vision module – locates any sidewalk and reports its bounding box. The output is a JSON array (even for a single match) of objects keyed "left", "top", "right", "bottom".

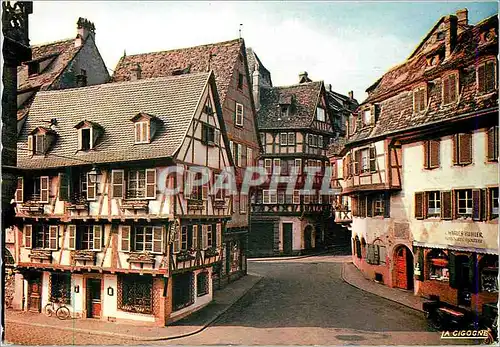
[
  {"left": 5, "top": 273, "right": 262, "bottom": 342},
  {"left": 341, "top": 262, "right": 425, "bottom": 312}
]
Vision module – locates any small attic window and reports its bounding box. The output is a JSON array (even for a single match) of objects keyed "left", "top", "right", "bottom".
[
  {"left": 316, "top": 107, "right": 326, "bottom": 122},
  {"left": 135, "top": 121, "right": 150, "bottom": 144},
  {"left": 75, "top": 120, "right": 102, "bottom": 151},
  {"left": 28, "top": 61, "right": 40, "bottom": 76},
  {"left": 27, "top": 127, "right": 55, "bottom": 155},
  {"left": 436, "top": 31, "right": 445, "bottom": 41},
  {"left": 81, "top": 128, "right": 92, "bottom": 150}
]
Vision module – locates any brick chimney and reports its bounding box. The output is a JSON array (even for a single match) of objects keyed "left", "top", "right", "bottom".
[
  {"left": 348, "top": 91, "right": 354, "bottom": 100},
  {"left": 75, "top": 17, "right": 96, "bottom": 48},
  {"left": 130, "top": 63, "right": 142, "bottom": 81},
  {"left": 443, "top": 15, "right": 458, "bottom": 59},
  {"left": 456, "top": 9, "right": 468, "bottom": 35}
]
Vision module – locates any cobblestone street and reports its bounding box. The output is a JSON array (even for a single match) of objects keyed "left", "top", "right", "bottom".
[{"left": 5, "top": 255, "right": 480, "bottom": 345}]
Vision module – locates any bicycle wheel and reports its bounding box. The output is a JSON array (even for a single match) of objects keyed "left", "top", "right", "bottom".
[
  {"left": 43, "top": 303, "right": 54, "bottom": 317},
  {"left": 56, "top": 306, "right": 71, "bottom": 320}
]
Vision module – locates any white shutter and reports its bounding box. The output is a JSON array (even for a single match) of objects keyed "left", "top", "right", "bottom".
[
  {"left": 25, "top": 225, "right": 32, "bottom": 248},
  {"left": 214, "top": 129, "right": 220, "bottom": 146},
  {"left": 202, "top": 225, "right": 208, "bottom": 249},
  {"left": 173, "top": 226, "right": 180, "bottom": 253},
  {"left": 111, "top": 170, "right": 124, "bottom": 199},
  {"left": 192, "top": 225, "right": 198, "bottom": 250},
  {"left": 49, "top": 225, "right": 59, "bottom": 250},
  {"left": 78, "top": 129, "right": 83, "bottom": 150},
  {"left": 27, "top": 135, "right": 33, "bottom": 152},
  {"left": 68, "top": 225, "right": 76, "bottom": 250},
  {"left": 152, "top": 226, "right": 163, "bottom": 253},
  {"left": 237, "top": 144, "right": 243, "bottom": 167},
  {"left": 145, "top": 169, "right": 157, "bottom": 199},
  {"left": 87, "top": 172, "right": 97, "bottom": 201},
  {"left": 15, "top": 177, "right": 24, "bottom": 203},
  {"left": 40, "top": 176, "right": 49, "bottom": 203},
  {"left": 93, "top": 225, "right": 102, "bottom": 251},
  {"left": 120, "top": 225, "right": 131, "bottom": 252}
]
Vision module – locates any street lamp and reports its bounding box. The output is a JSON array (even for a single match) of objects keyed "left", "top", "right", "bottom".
[{"left": 87, "top": 166, "right": 101, "bottom": 184}]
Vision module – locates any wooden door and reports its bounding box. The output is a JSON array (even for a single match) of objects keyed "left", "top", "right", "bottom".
[
  {"left": 282, "top": 223, "right": 293, "bottom": 255},
  {"left": 28, "top": 274, "right": 42, "bottom": 313},
  {"left": 304, "top": 226, "right": 313, "bottom": 250},
  {"left": 395, "top": 247, "right": 408, "bottom": 289},
  {"left": 86, "top": 279, "right": 102, "bottom": 318}
]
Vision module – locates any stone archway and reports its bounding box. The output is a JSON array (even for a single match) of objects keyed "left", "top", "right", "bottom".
[
  {"left": 304, "top": 225, "right": 313, "bottom": 250},
  {"left": 393, "top": 245, "right": 414, "bottom": 290}
]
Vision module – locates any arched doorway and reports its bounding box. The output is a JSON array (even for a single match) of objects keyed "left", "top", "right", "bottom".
[
  {"left": 304, "top": 225, "right": 313, "bottom": 250},
  {"left": 393, "top": 245, "right": 414, "bottom": 290}
]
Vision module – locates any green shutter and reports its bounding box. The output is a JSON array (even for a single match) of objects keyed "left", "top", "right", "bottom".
[
  {"left": 468, "top": 253, "right": 478, "bottom": 294},
  {"left": 449, "top": 252, "right": 457, "bottom": 288}
]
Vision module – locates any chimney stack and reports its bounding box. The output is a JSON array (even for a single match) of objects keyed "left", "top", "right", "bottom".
[
  {"left": 348, "top": 91, "right": 354, "bottom": 100},
  {"left": 299, "top": 71, "right": 311, "bottom": 84},
  {"left": 75, "top": 17, "right": 96, "bottom": 48},
  {"left": 456, "top": 9, "right": 468, "bottom": 35},
  {"left": 130, "top": 64, "right": 142, "bottom": 81},
  {"left": 443, "top": 15, "right": 458, "bottom": 59}
]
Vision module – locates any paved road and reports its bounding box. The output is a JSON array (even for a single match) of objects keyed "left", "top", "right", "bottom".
[{"left": 5, "top": 255, "right": 477, "bottom": 345}]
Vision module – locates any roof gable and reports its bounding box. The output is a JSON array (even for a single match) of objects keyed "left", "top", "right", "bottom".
[{"left": 18, "top": 73, "right": 212, "bottom": 169}]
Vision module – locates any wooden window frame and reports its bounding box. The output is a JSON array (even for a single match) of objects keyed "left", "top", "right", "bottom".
[
  {"left": 426, "top": 191, "right": 441, "bottom": 217},
  {"left": 476, "top": 59, "right": 497, "bottom": 94},
  {"left": 78, "top": 127, "right": 94, "bottom": 151},
  {"left": 487, "top": 126, "right": 499, "bottom": 162},
  {"left": 452, "top": 133, "right": 473, "bottom": 166},
  {"left": 413, "top": 85, "right": 427, "bottom": 113},
  {"left": 488, "top": 187, "right": 499, "bottom": 220},
  {"left": 442, "top": 72, "right": 459, "bottom": 106},
  {"left": 235, "top": 103, "right": 244, "bottom": 127},
  {"left": 456, "top": 189, "right": 473, "bottom": 219},
  {"left": 423, "top": 139, "right": 440, "bottom": 169},
  {"left": 134, "top": 121, "right": 150, "bottom": 144}
]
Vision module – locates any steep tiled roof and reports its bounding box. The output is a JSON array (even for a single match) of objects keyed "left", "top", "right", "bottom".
[
  {"left": 18, "top": 73, "right": 211, "bottom": 169},
  {"left": 17, "top": 38, "right": 81, "bottom": 93},
  {"left": 363, "top": 15, "right": 497, "bottom": 104},
  {"left": 326, "top": 90, "right": 358, "bottom": 113},
  {"left": 112, "top": 39, "right": 243, "bottom": 105},
  {"left": 257, "top": 81, "right": 323, "bottom": 129},
  {"left": 348, "top": 14, "right": 498, "bottom": 145}
]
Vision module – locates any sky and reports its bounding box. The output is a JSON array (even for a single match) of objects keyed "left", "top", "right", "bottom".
[{"left": 29, "top": 1, "right": 498, "bottom": 103}]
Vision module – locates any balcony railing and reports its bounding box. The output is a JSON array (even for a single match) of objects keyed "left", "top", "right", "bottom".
[
  {"left": 67, "top": 193, "right": 89, "bottom": 210},
  {"left": 187, "top": 199, "right": 204, "bottom": 210}
]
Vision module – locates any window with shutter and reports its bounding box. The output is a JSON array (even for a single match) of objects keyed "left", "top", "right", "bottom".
[
  {"left": 202, "top": 225, "right": 208, "bottom": 249},
  {"left": 58, "top": 173, "right": 69, "bottom": 201},
  {"left": 458, "top": 133, "right": 472, "bottom": 165},
  {"left": 477, "top": 60, "right": 496, "bottom": 94},
  {"left": 423, "top": 140, "right": 440, "bottom": 169},
  {"left": 471, "top": 189, "right": 483, "bottom": 221},
  {"left": 145, "top": 169, "right": 156, "bottom": 199},
  {"left": 369, "top": 147, "right": 376, "bottom": 172},
  {"left": 68, "top": 225, "right": 76, "bottom": 250},
  {"left": 216, "top": 223, "right": 222, "bottom": 248},
  {"left": 235, "top": 103, "right": 244, "bottom": 126},
  {"left": 49, "top": 225, "right": 58, "bottom": 250},
  {"left": 192, "top": 225, "right": 199, "bottom": 249},
  {"left": 15, "top": 177, "right": 23, "bottom": 203},
  {"left": 111, "top": 170, "right": 124, "bottom": 199},
  {"left": 40, "top": 176, "right": 49, "bottom": 203},
  {"left": 353, "top": 151, "right": 360, "bottom": 175},
  {"left": 87, "top": 172, "right": 97, "bottom": 201},
  {"left": 120, "top": 226, "right": 131, "bottom": 252},
  {"left": 487, "top": 126, "right": 499, "bottom": 161},
  {"left": 413, "top": 87, "right": 427, "bottom": 113},
  {"left": 247, "top": 147, "right": 253, "bottom": 166},
  {"left": 93, "top": 225, "right": 102, "bottom": 250},
  {"left": 415, "top": 192, "right": 425, "bottom": 219},
  {"left": 25, "top": 225, "right": 32, "bottom": 248},
  {"left": 442, "top": 73, "right": 458, "bottom": 105},
  {"left": 214, "top": 129, "right": 220, "bottom": 146},
  {"left": 488, "top": 187, "right": 499, "bottom": 219},
  {"left": 366, "top": 195, "right": 373, "bottom": 217},
  {"left": 152, "top": 226, "right": 163, "bottom": 253},
  {"left": 172, "top": 225, "right": 180, "bottom": 253},
  {"left": 441, "top": 191, "right": 453, "bottom": 220}
]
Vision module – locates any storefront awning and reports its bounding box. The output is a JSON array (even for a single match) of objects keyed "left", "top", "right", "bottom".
[{"left": 412, "top": 241, "right": 498, "bottom": 255}]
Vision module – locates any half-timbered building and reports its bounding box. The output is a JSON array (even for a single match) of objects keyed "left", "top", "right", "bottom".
[
  {"left": 111, "top": 38, "right": 260, "bottom": 285},
  {"left": 331, "top": 9, "right": 498, "bottom": 312},
  {"left": 249, "top": 72, "right": 351, "bottom": 256},
  {"left": 10, "top": 71, "right": 234, "bottom": 325}
]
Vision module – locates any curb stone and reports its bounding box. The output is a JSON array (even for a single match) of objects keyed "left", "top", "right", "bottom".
[
  {"left": 7, "top": 275, "right": 264, "bottom": 342},
  {"left": 341, "top": 262, "right": 425, "bottom": 313}
]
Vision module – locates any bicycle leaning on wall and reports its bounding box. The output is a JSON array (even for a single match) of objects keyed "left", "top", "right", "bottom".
[{"left": 43, "top": 288, "right": 71, "bottom": 320}]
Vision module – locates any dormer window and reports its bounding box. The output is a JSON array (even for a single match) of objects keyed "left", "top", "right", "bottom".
[
  {"left": 280, "top": 105, "right": 289, "bottom": 118},
  {"left": 74, "top": 120, "right": 102, "bottom": 151},
  {"left": 413, "top": 85, "right": 427, "bottom": 113},
  {"left": 442, "top": 72, "right": 459, "bottom": 105},
  {"left": 316, "top": 107, "right": 326, "bottom": 122},
  {"left": 363, "top": 108, "right": 372, "bottom": 125},
  {"left": 477, "top": 59, "right": 497, "bottom": 94},
  {"left": 436, "top": 31, "right": 445, "bottom": 41},
  {"left": 28, "top": 61, "right": 40, "bottom": 76},
  {"left": 135, "top": 121, "right": 150, "bottom": 144},
  {"left": 27, "top": 127, "right": 55, "bottom": 155},
  {"left": 131, "top": 112, "right": 159, "bottom": 144}
]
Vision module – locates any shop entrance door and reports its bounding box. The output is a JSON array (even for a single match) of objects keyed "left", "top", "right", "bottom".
[{"left": 86, "top": 279, "right": 102, "bottom": 318}]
